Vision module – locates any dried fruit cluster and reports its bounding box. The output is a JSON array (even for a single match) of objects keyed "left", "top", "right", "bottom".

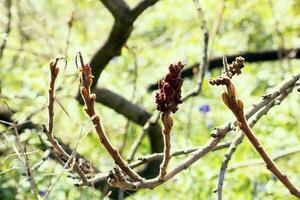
[
  {"left": 227, "top": 56, "right": 245, "bottom": 77},
  {"left": 155, "top": 62, "right": 185, "bottom": 113},
  {"left": 209, "top": 75, "right": 230, "bottom": 86},
  {"left": 209, "top": 56, "right": 245, "bottom": 86}
]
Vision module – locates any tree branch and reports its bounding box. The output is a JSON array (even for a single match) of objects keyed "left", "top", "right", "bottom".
[
  {"left": 104, "top": 60, "right": 300, "bottom": 191},
  {"left": 148, "top": 48, "right": 300, "bottom": 91},
  {"left": 100, "top": 0, "right": 130, "bottom": 20},
  {"left": 79, "top": 55, "right": 144, "bottom": 181},
  {"left": 80, "top": 0, "right": 160, "bottom": 91},
  {"left": 216, "top": 87, "right": 294, "bottom": 200},
  {"left": 131, "top": 0, "right": 160, "bottom": 20},
  {"left": 94, "top": 87, "right": 164, "bottom": 154},
  {"left": 210, "top": 57, "right": 300, "bottom": 198},
  {"left": 42, "top": 59, "right": 88, "bottom": 183}
]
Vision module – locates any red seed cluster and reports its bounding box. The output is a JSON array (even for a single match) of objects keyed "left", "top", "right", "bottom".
[{"left": 155, "top": 62, "right": 185, "bottom": 113}]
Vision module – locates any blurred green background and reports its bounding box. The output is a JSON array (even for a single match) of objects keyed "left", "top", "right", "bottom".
[{"left": 1, "top": 0, "right": 300, "bottom": 199}]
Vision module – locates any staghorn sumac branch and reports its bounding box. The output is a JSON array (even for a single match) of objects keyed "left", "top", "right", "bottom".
[
  {"left": 216, "top": 86, "right": 296, "bottom": 200},
  {"left": 78, "top": 53, "right": 144, "bottom": 182},
  {"left": 155, "top": 62, "right": 184, "bottom": 179},
  {"left": 77, "top": 61, "right": 300, "bottom": 190},
  {"left": 42, "top": 58, "right": 88, "bottom": 184},
  {"left": 210, "top": 56, "right": 300, "bottom": 198}
]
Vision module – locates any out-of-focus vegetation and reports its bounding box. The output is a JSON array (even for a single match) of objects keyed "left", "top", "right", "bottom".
[{"left": 0, "top": 0, "right": 300, "bottom": 199}]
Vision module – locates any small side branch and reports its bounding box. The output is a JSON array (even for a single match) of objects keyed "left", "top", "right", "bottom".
[
  {"left": 216, "top": 87, "right": 294, "bottom": 199},
  {"left": 159, "top": 113, "right": 173, "bottom": 180},
  {"left": 210, "top": 57, "right": 300, "bottom": 198},
  {"left": 43, "top": 58, "right": 87, "bottom": 183},
  {"left": 100, "top": 0, "right": 130, "bottom": 20},
  {"left": 78, "top": 53, "right": 143, "bottom": 182},
  {"left": 131, "top": 0, "right": 160, "bottom": 20}
]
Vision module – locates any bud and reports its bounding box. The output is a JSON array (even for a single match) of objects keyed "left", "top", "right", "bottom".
[
  {"left": 228, "top": 82, "right": 236, "bottom": 97},
  {"left": 222, "top": 92, "right": 229, "bottom": 107},
  {"left": 237, "top": 99, "right": 244, "bottom": 110},
  {"left": 80, "top": 86, "right": 88, "bottom": 97}
]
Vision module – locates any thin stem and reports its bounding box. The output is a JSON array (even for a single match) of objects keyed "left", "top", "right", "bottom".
[
  {"left": 159, "top": 113, "right": 173, "bottom": 179},
  {"left": 79, "top": 54, "right": 143, "bottom": 182},
  {"left": 216, "top": 72, "right": 300, "bottom": 198},
  {"left": 239, "top": 114, "right": 300, "bottom": 198},
  {"left": 216, "top": 89, "right": 293, "bottom": 199},
  {"left": 43, "top": 58, "right": 87, "bottom": 183}
]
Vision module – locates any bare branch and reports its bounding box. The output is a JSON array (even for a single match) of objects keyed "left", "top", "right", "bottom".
[
  {"left": 210, "top": 58, "right": 300, "bottom": 198},
  {"left": 158, "top": 114, "right": 173, "bottom": 180},
  {"left": 227, "top": 145, "right": 300, "bottom": 172},
  {"left": 43, "top": 58, "right": 88, "bottom": 183},
  {"left": 131, "top": 0, "right": 160, "bottom": 20},
  {"left": 216, "top": 87, "right": 294, "bottom": 200},
  {"left": 79, "top": 54, "right": 143, "bottom": 182},
  {"left": 148, "top": 48, "right": 300, "bottom": 91},
  {"left": 100, "top": 0, "right": 130, "bottom": 20},
  {"left": 100, "top": 66, "right": 300, "bottom": 191},
  {"left": 12, "top": 124, "right": 40, "bottom": 199},
  {"left": 181, "top": 0, "right": 209, "bottom": 101}
]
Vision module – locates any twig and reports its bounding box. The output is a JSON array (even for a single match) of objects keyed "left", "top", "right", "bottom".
[
  {"left": 81, "top": 63, "right": 300, "bottom": 189},
  {"left": 216, "top": 87, "right": 294, "bottom": 199},
  {"left": 210, "top": 58, "right": 300, "bottom": 198},
  {"left": 127, "top": 112, "right": 159, "bottom": 162},
  {"left": 64, "top": 11, "right": 75, "bottom": 58},
  {"left": 105, "top": 63, "right": 300, "bottom": 191},
  {"left": 43, "top": 112, "right": 95, "bottom": 199},
  {"left": 227, "top": 145, "right": 300, "bottom": 172},
  {"left": 12, "top": 123, "right": 40, "bottom": 199},
  {"left": 0, "top": 122, "right": 39, "bottom": 199},
  {"left": 181, "top": 0, "right": 209, "bottom": 101},
  {"left": 78, "top": 53, "right": 143, "bottom": 182},
  {"left": 79, "top": 142, "right": 231, "bottom": 186},
  {"left": 158, "top": 113, "right": 173, "bottom": 179},
  {"left": 31, "top": 149, "right": 51, "bottom": 172},
  {"left": 119, "top": 45, "right": 139, "bottom": 153},
  {"left": 130, "top": 142, "right": 231, "bottom": 169},
  {"left": 208, "top": 0, "right": 225, "bottom": 59},
  {"left": 42, "top": 58, "right": 87, "bottom": 183}
]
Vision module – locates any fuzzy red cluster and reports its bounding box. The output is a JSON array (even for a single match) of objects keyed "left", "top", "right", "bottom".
[{"left": 155, "top": 62, "right": 184, "bottom": 113}]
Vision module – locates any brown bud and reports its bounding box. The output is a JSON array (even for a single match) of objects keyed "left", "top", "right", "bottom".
[
  {"left": 54, "top": 67, "right": 60, "bottom": 76},
  {"left": 237, "top": 121, "right": 243, "bottom": 128},
  {"left": 161, "top": 114, "right": 173, "bottom": 133},
  {"left": 222, "top": 92, "right": 229, "bottom": 107},
  {"left": 49, "top": 60, "right": 56, "bottom": 68},
  {"left": 80, "top": 86, "right": 88, "bottom": 97},
  {"left": 228, "top": 82, "right": 235, "bottom": 97},
  {"left": 237, "top": 99, "right": 244, "bottom": 110},
  {"left": 90, "top": 93, "right": 96, "bottom": 101}
]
